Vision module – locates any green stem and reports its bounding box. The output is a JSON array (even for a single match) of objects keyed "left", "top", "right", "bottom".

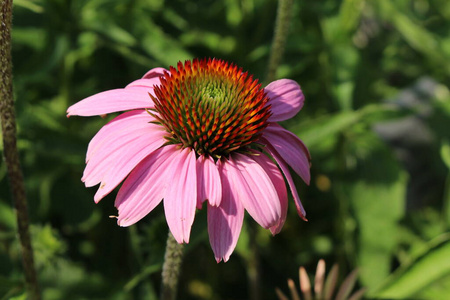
[
  {"left": 265, "top": 0, "right": 294, "bottom": 84},
  {"left": 0, "top": 1, "right": 41, "bottom": 299},
  {"left": 160, "top": 232, "right": 184, "bottom": 300}
]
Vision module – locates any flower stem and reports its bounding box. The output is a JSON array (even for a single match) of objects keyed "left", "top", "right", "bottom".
[
  {"left": 160, "top": 232, "right": 184, "bottom": 300},
  {"left": 265, "top": 0, "right": 294, "bottom": 84},
  {"left": 0, "top": 1, "right": 41, "bottom": 299}
]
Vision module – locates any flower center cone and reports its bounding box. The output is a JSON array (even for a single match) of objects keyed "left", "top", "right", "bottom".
[{"left": 151, "top": 58, "right": 272, "bottom": 159}]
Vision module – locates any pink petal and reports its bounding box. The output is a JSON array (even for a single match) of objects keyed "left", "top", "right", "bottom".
[
  {"left": 269, "top": 192, "right": 288, "bottom": 235},
  {"left": 142, "top": 67, "right": 167, "bottom": 79},
  {"left": 230, "top": 153, "right": 282, "bottom": 229},
  {"left": 83, "top": 127, "right": 150, "bottom": 187},
  {"left": 196, "top": 156, "right": 222, "bottom": 208},
  {"left": 93, "top": 128, "right": 166, "bottom": 203},
  {"left": 82, "top": 112, "right": 165, "bottom": 188},
  {"left": 265, "top": 79, "right": 305, "bottom": 122},
  {"left": 264, "top": 143, "right": 307, "bottom": 220},
  {"left": 208, "top": 160, "right": 244, "bottom": 262},
  {"left": 86, "top": 110, "right": 154, "bottom": 162},
  {"left": 67, "top": 88, "right": 154, "bottom": 117},
  {"left": 250, "top": 151, "right": 288, "bottom": 235},
  {"left": 163, "top": 148, "right": 197, "bottom": 244},
  {"left": 125, "top": 77, "right": 161, "bottom": 90},
  {"left": 115, "top": 145, "right": 178, "bottom": 226},
  {"left": 262, "top": 123, "right": 311, "bottom": 185}
]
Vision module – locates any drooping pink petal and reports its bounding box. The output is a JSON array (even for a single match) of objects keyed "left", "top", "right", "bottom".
[
  {"left": 208, "top": 160, "right": 244, "bottom": 262},
  {"left": 264, "top": 143, "right": 307, "bottom": 220},
  {"left": 250, "top": 151, "right": 288, "bottom": 235},
  {"left": 262, "top": 123, "right": 311, "bottom": 185},
  {"left": 93, "top": 128, "right": 166, "bottom": 203},
  {"left": 82, "top": 128, "right": 151, "bottom": 187},
  {"left": 86, "top": 110, "right": 155, "bottom": 162},
  {"left": 115, "top": 145, "right": 178, "bottom": 226},
  {"left": 67, "top": 88, "right": 154, "bottom": 117},
  {"left": 142, "top": 67, "right": 167, "bottom": 79},
  {"left": 196, "top": 156, "right": 222, "bottom": 208},
  {"left": 230, "top": 153, "right": 281, "bottom": 229},
  {"left": 82, "top": 112, "right": 165, "bottom": 188},
  {"left": 269, "top": 191, "right": 288, "bottom": 235},
  {"left": 265, "top": 79, "right": 305, "bottom": 122},
  {"left": 163, "top": 148, "right": 197, "bottom": 243}
]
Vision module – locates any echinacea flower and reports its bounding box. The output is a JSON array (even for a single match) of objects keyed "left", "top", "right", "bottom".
[{"left": 67, "top": 58, "right": 310, "bottom": 262}]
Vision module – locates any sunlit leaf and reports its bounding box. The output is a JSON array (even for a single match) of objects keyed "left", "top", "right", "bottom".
[
  {"left": 441, "top": 140, "right": 450, "bottom": 170},
  {"left": 374, "top": 236, "right": 450, "bottom": 299},
  {"left": 13, "top": 0, "right": 43, "bottom": 13},
  {"left": 375, "top": 0, "right": 449, "bottom": 71},
  {"left": 293, "top": 104, "right": 404, "bottom": 149},
  {"left": 0, "top": 201, "right": 16, "bottom": 230}
]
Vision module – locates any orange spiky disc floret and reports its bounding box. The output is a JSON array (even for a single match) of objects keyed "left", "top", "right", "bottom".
[{"left": 151, "top": 58, "right": 272, "bottom": 159}]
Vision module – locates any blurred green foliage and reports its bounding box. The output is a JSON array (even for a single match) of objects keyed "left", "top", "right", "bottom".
[{"left": 1, "top": 0, "right": 450, "bottom": 299}]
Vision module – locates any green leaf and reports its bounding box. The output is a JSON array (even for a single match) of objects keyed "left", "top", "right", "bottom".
[
  {"left": 32, "top": 225, "right": 67, "bottom": 269},
  {"left": 124, "top": 263, "right": 161, "bottom": 292},
  {"left": 225, "top": 0, "right": 243, "bottom": 27},
  {"left": 336, "top": 133, "right": 407, "bottom": 290},
  {"left": 0, "top": 201, "right": 15, "bottom": 230},
  {"left": 441, "top": 140, "right": 450, "bottom": 228},
  {"left": 180, "top": 31, "right": 236, "bottom": 54},
  {"left": 13, "top": 0, "right": 43, "bottom": 13},
  {"left": 441, "top": 140, "right": 450, "bottom": 170},
  {"left": 6, "top": 293, "right": 27, "bottom": 300},
  {"left": 374, "top": 236, "right": 450, "bottom": 299},
  {"left": 344, "top": 172, "right": 407, "bottom": 289},
  {"left": 86, "top": 22, "right": 137, "bottom": 47},
  {"left": 375, "top": 0, "right": 449, "bottom": 70},
  {"left": 295, "top": 111, "right": 360, "bottom": 148},
  {"left": 0, "top": 276, "right": 23, "bottom": 300},
  {"left": 339, "top": 0, "right": 364, "bottom": 32},
  {"left": 293, "top": 104, "right": 405, "bottom": 149},
  {"left": 12, "top": 28, "right": 46, "bottom": 50},
  {"left": 139, "top": 19, "right": 193, "bottom": 67}
]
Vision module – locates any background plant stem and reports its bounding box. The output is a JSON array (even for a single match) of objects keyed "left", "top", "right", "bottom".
[
  {"left": 160, "top": 232, "right": 184, "bottom": 300},
  {"left": 265, "top": 0, "right": 294, "bottom": 84},
  {"left": 0, "top": 1, "right": 41, "bottom": 299}
]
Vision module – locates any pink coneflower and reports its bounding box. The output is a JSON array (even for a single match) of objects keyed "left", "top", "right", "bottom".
[{"left": 67, "top": 58, "right": 310, "bottom": 262}]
